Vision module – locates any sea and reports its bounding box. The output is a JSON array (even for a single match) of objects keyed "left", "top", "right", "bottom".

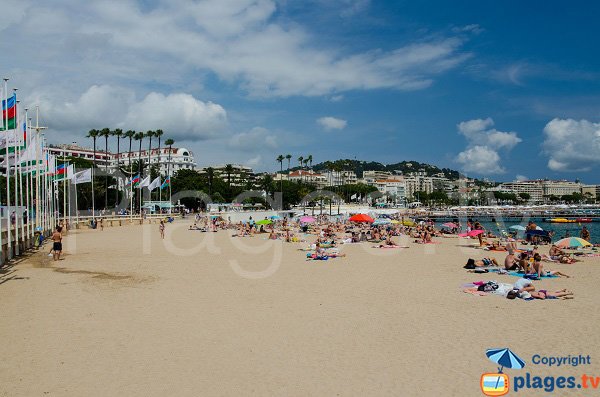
[{"left": 437, "top": 219, "right": 599, "bottom": 245}]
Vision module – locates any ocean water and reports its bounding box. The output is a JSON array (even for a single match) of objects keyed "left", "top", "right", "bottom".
[{"left": 438, "top": 220, "right": 599, "bottom": 245}]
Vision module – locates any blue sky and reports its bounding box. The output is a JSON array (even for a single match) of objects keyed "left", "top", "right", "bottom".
[{"left": 1, "top": 0, "right": 599, "bottom": 182}]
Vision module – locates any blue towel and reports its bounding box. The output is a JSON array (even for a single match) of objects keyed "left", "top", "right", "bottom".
[{"left": 508, "top": 271, "right": 558, "bottom": 279}]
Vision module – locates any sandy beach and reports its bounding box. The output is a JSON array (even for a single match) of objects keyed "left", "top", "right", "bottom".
[{"left": 1, "top": 221, "right": 599, "bottom": 396}]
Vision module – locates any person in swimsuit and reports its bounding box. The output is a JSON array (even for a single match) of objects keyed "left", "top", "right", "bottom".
[
  {"left": 159, "top": 220, "right": 165, "bottom": 239},
  {"left": 51, "top": 226, "right": 63, "bottom": 261}
]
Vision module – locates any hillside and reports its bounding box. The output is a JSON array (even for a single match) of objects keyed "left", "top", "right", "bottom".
[{"left": 301, "top": 159, "right": 462, "bottom": 180}]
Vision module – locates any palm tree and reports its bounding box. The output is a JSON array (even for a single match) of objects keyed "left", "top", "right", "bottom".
[
  {"left": 145, "top": 130, "right": 154, "bottom": 176},
  {"left": 100, "top": 128, "right": 111, "bottom": 209},
  {"left": 112, "top": 128, "right": 123, "bottom": 207},
  {"left": 224, "top": 164, "right": 234, "bottom": 192},
  {"left": 134, "top": 132, "right": 144, "bottom": 211},
  {"left": 154, "top": 129, "right": 164, "bottom": 168},
  {"left": 276, "top": 154, "right": 284, "bottom": 193},
  {"left": 124, "top": 130, "right": 136, "bottom": 213},
  {"left": 86, "top": 129, "right": 100, "bottom": 216},
  {"left": 206, "top": 166, "right": 214, "bottom": 196},
  {"left": 165, "top": 138, "right": 175, "bottom": 207},
  {"left": 307, "top": 154, "right": 313, "bottom": 170},
  {"left": 297, "top": 156, "right": 303, "bottom": 183},
  {"left": 154, "top": 129, "right": 164, "bottom": 202},
  {"left": 285, "top": 154, "right": 292, "bottom": 173},
  {"left": 124, "top": 130, "right": 135, "bottom": 176}
]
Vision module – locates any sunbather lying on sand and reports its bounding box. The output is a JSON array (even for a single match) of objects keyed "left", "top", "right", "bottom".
[{"left": 464, "top": 257, "right": 499, "bottom": 269}]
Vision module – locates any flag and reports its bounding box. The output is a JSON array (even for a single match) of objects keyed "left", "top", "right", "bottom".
[
  {"left": 67, "top": 164, "right": 75, "bottom": 180},
  {"left": 1, "top": 93, "right": 16, "bottom": 131},
  {"left": 127, "top": 174, "right": 140, "bottom": 186},
  {"left": 56, "top": 163, "right": 67, "bottom": 175},
  {"left": 17, "top": 135, "right": 39, "bottom": 164},
  {"left": 160, "top": 177, "right": 170, "bottom": 189},
  {"left": 73, "top": 169, "right": 92, "bottom": 184},
  {"left": 351, "top": 193, "right": 357, "bottom": 200},
  {"left": 148, "top": 176, "right": 161, "bottom": 191},
  {"left": 137, "top": 176, "right": 150, "bottom": 188}
]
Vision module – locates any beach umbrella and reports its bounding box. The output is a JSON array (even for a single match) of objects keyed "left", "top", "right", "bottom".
[
  {"left": 349, "top": 214, "right": 374, "bottom": 223},
  {"left": 390, "top": 220, "right": 401, "bottom": 224},
  {"left": 373, "top": 218, "right": 391, "bottom": 225},
  {"left": 486, "top": 348, "right": 525, "bottom": 373},
  {"left": 509, "top": 225, "right": 526, "bottom": 231},
  {"left": 555, "top": 237, "right": 592, "bottom": 248},
  {"left": 300, "top": 216, "right": 316, "bottom": 224},
  {"left": 256, "top": 219, "right": 272, "bottom": 225},
  {"left": 270, "top": 215, "right": 281, "bottom": 220},
  {"left": 402, "top": 220, "right": 415, "bottom": 226},
  {"left": 442, "top": 222, "right": 458, "bottom": 228},
  {"left": 458, "top": 230, "right": 485, "bottom": 237}
]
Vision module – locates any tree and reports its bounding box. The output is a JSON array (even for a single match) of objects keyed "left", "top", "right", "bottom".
[
  {"left": 518, "top": 192, "right": 531, "bottom": 202},
  {"left": 276, "top": 154, "right": 284, "bottom": 193},
  {"left": 99, "top": 128, "right": 111, "bottom": 208},
  {"left": 134, "top": 132, "right": 144, "bottom": 210},
  {"left": 285, "top": 154, "right": 292, "bottom": 173},
  {"left": 165, "top": 138, "right": 175, "bottom": 204},
  {"left": 206, "top": 166, "right": 214, "bottom": 196},
  {"left": 297, "top": 156, "right": 304, "bottom": 183},
  {"left": 307, "top": 154, "right": 313, "bottom": 169},
  {"left": 224, "top": 164, "right": 234, "bottom": 195},
  {"left": 112, "top": 128, "right": 123, "bottom": 206},
  {"left": 124, "top": 130, "right": 136, "bottom": 177},
  {"left": 146, "top": 130, "right": 154, "bottom": 176},
  {"left": 86, "top": 129, "right": 100, "bottom": 213}
]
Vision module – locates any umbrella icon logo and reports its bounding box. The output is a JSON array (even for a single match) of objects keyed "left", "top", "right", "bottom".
[{"left": 481, "top": 348, "right": 526, "bottom": 396}]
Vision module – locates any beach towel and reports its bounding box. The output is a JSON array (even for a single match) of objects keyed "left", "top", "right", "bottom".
[
  {"left": 507, "top": 271, "right": 558, "bottom": 279},
  {"left": 371, "top": 245, "right": 409, "bottom": 249}
]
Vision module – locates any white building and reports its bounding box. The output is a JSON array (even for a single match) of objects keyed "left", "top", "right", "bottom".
[
  {"left": 288, "top": 170, "right": 328, "bottom": 188},
  {"left": 497, "top": 180, "right": 583, "bottom": 203},
  {"left": 196, "top": 164, "right": 255, "bottom": 187},
  {"left": 47, "top": 144, "right": 196, "bottom": 174},
  {"left": 374, "top": 179, "right": 407, "bottom": 204},
  {"left": 322, "top": 170, "right": 358, "bottom": 186},
  {"left": 404, "top": 175, "right": 434, "bottom": 199},
  {"left": 582, "top": 185, "right": 599, "bottom": 201}
]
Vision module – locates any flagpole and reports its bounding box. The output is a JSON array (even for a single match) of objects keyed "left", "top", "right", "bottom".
[
  {"left": 74, "top": 175, "right": 79, "bottom": 225},
  {"left": 0, "top": 78, "right": 6, "bottom": 261},
  {"left": 13, "top": 94, "right": 21, "bottom": 255},
  {"left": 4, "top": 80, "right": 13, "bottom": 259},
  {"left": 62, "top": 150, "right": 67, "bottom": 229},
  {"left": 24, "top": 109, "right": 30, "bottom": 246}
]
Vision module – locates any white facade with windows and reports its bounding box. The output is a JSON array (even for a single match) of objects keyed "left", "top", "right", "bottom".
[{"left": 47, "top": 144, "right": 196, "bottom": 174}]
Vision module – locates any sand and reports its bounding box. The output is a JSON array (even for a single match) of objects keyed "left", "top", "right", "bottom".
[{"left": 1, "top": 221, "right": 599, "bottom": 396}]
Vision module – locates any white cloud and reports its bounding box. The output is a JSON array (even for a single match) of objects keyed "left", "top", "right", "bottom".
[
  {"left": 455, "top": 118, "right": 521, "bottom": 175},
  {"left": 515, "top": 174, "right": 528, "bottom": 182},
  {"left": 317, "top": 116, "right": 347, "bottom": 130},
  {"left": 229, "top": 127, "right": 277, "bottom": 150},
  {"left": 543, "top": 118, "right": 600, "bottom": 172},
  {"left": 246, "top": 155, "right": 262, "bottom": 167},
  {"left": 2, "top": 0, "right": 472, "bottom": 98},
  {"left": 456, "top": 145, "right": 504, "bottom": 174},
  {"left": 124, "top": 92, "right": 227, "bottom": 141},
  {"left": 40, "top": 84, "right": 227, "bottom": 144},
  {"left": 457, "top": 117, "right": 521, "bottom": 150}
]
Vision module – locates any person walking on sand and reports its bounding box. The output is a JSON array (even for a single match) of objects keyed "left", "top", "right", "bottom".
[
  {"left": 159, "top": 220, "right": 165, "bottom": 239},
  {"left": 99, "top": 218, "right": 104, "bottom": 231},
  {"left": 51, "top": 226, "right": 63, "bottom": 261}
]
